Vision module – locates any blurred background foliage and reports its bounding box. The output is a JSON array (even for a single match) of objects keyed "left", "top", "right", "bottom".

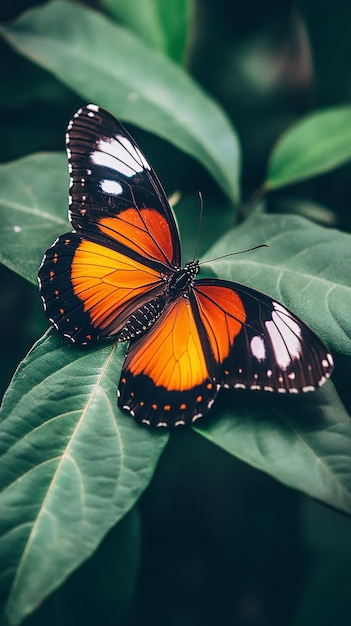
[{"left": 1, "top": 0, "right": 351, "bottom": 625}]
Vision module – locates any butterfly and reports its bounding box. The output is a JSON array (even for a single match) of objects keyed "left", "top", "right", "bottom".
[{"left": 38, "top": 104, "right": 334, "bottom": 428}]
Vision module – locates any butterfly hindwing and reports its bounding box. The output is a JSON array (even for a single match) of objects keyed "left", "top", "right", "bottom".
[
  {"left": 193, "top": 279, "right": 334, "bottom": 393},
  {"left": 38, "top": 231, "right": 98, "bottom": 343},
  {"left": 38, "top": 231, "right": 167, "bottom": 344},
  {"left": 118, "top": 294, "right": 220, "bottom": 427}
]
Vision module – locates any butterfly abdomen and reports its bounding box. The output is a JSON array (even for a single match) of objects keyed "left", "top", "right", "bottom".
[{"left": 117, "top": 296, "right": 166, "bottom": 341}]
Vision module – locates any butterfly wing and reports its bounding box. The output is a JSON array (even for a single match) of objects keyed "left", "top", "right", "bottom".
[
  {"left": 38, "top": 104, "right": 181, "bottom": 343},
  {"left": 38, "top": 230, "right": 168, "bottom": 344},
  {"left": 119, "top": 279, "right": 333, "bottom": 427},
  {"left": 66, "top": 104, "right": 181, "bottom": 268},
  {"left": 194, "top": 279, "right": 334, "bottom": 393},
  {"left": 118, "top": 294, "right": 220, "bottom": 427}
]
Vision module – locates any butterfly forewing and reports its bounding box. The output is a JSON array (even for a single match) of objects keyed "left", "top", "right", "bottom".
[{"left": 66, "top": 104, "right": 181, "bottom": 269}]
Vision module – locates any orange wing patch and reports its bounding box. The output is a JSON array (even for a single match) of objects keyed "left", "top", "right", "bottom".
[
  {"left": 71, "top": 239, "right": 163, "bottom": 332},
  {"left": 194, "top": 284, "right": 246, "bottom": 363},
  {"left": 97, "top": 207, "right": 175, "bottom": 266},
  {"left": 119, "top": 296, "right": 219, "bottom": 427},
  {"left": 126, "top": 297, "right": 209, "bottom": 391}
]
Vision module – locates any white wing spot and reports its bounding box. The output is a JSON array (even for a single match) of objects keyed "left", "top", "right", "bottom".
[
  {"left": 302, "top": 385, "right": 315, "bottom": 392},
  {"left": 91, "top": 136, "right": 150, "bottom": 177},
  {"left": 100, "top": 179, "right": 123, "bottom": 196},
  {"left": 174, "top": 419, "right": 186, "bottom": 426},
  {"left": 326, "top": 353, "right": 333, "bottom": 366},
  {"left": 265, "top": 302, "right": 302, "bottom": 369},
  {"left": 250, "top": 335, "right": 266, "bottom": 361},
  {"left": 192, "top": 413, "right": 203, "bottom": 422}
]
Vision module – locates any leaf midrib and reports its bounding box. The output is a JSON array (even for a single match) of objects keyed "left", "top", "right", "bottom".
[
  {"left": 5, "top": 343, "right": 121, "bottom": 603},
  {"left": 211, "top": 258, "right": 350, "bottom": 292},
  {"left": 1, "top": 199, "right": 68, "bottom": 225}
]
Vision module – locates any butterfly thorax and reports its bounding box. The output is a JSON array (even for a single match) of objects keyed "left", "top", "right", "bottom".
[
  {"left": 167, "top": 261, "right": 200, "bottom": 300},
  {"left": 117, "top": 262, "right": 199, "bottom": 342}
]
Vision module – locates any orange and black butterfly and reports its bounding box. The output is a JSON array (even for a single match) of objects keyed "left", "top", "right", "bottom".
[{"left": 38, "top": 104, "right": 334, "bottom": 428}]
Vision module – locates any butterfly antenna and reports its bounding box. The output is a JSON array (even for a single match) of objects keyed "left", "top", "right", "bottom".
[
  {"left": 193, "top": 192, "right": 204, "bottom": 261},
  {"left": 201, "top": 244, "right": 268, "bottom": 265}
]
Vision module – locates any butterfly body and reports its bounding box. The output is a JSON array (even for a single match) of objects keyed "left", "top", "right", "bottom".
[{"left": 38, "top": 104, "right": 333, "bottom": 428}]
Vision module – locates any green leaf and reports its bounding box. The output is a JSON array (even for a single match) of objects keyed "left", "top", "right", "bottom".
[
  {"left": 0, "top": 153, "right": 68, "bottom": 284},
  {"left": 101, "top": 0, "right": 191, "bottom": 64},
  {"left": 0, "top": 0, "right": 240, "bottom": 205},
  {"left": 203, "top": 213, "right": 351, "bottom": 356},
  {"left": 265, "top": 106, "right": 351, "bottom": 189},
  {"left": 0, "top": 332, "right": 168, "bottom": 626},
  {"left": 195, "top": 383, "right": 351, "bottom": 515}
]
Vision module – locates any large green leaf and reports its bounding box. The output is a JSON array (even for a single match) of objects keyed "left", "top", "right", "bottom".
[
  {"left": 0, "top": 153, "right": 68, "bottom": 283},
  {"left": 101, "top": 0, "right": 191, "bottom": 64},
  {"left": 203, "top": 212, "right": 351, "bottom": 356},
  {"left": 0, "top": 332, "right": 168, "bottom": 626},
  {"left": 265, "top": 106, "right": 351, "bottom": 189},
  {"left": 195, "top": 383, "right": 351, "bottom": 515},
  {"left": 0, "top": 0, "right": 240, "bottom": 205}
]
